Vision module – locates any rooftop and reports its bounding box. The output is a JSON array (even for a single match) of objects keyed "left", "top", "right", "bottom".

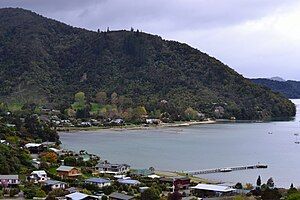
[
  {"left": 57, "top": 165, "right": 76, "bottom": 172},
  {"left": 31, "top": 170, "right": 47, "bottom": 176},
  {"left": 117, "top": 179, "right": 141, "bottom": 185},
  {"left": 66, "top": 187, "right": 78, "bottom": 193},
  {"left": 191, "top": 183, "right": 236, "bottom": 193},
  {"left": 0, "top": 175, "right": 19, "bottom": 180},
  {"left": 65, "top": 192, "right": 88, "bottom": 200},
  {"left": 109, "top": 192, "right": 135, "bottom": 200},
  {"left": 45, "top": 179, "right": 65, "bottom": 186},
  {"left": 98, "top": 163, "right": 130, "bottom": 169},
  {"left": 25, "top": 143, "right": 42, "bottom": 148},
  {"left": 148, "top": 174, "right": 160, "bottom": 179},
  {"left": 85, "top": 177, "right": 110, "bottom": 184}
]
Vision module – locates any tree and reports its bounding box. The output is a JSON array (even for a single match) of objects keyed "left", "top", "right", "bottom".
[
  {"left": 235, "top": 182, "right": 243, "bottom": 189},
  {"left": 141, "top": 187, "right": 160, "bottom": 200},
  {"left": 96, "top": 92, "right": 107, "bottom": 105},
  {"left": 47, "top": 189, "right": 69, "bottom": 200},
  {"left": 64, "top": 156, "right": 77, "bottom": 166},
  {"left": 107, "top": 107, "right": 119, "bottom": 118},
  {"left": 111, "top": 92, "right": 118, "bottom": 105},
  {"left": 133, "top": 106, "right": 147, "bottom": 119},
  {"left": 267, "top": 177, "right": 274, "bottom": 188},
  {"left": 81, "top": 188, "right": 92, "bottom": 195},
  {"left": 9, "top": 188, "right": 19, "bottom": 197},
  {"left": 66, "top": 108, "right": 76, "bottom": 117},
  {"left": 102, "top": 196, "right": 108, "bottom": 200},
  {"left": 75, "top": 92, "right": 86, "bottom": 104},
  {"left": 168, "top": 191, "right": 182, "bottom": 200},
  {"left": 149, "top": 166, "right": 155, "bottom": 172},
  {"left": 261, "top": 188, "right": 281, "bottom": 200},
  {"left": 286, "top": 192, "right": 300, "bottom": 200},
  {"left": 184, "top": 107, "right": 199, "bottom": 120},
  {"left": 149, "top": 109, "right": 161, "bottom": 118},
  {"left": 76, "top": 107, "right": 90, "bottom": 119},
  {"left": 102, "top": 186, "right": 114, "bottom": 195},
  {"left": 287, "top": 183, "right": 298, "bottom": 196},
  {"left": 244, "top": 183, "right": 254, "bottom": 190},
  {"left": 233, "top": 196, "right": 245, "bottom": 200},
  {"left": 40, "top": 152, "right": 58, "bottom": 163},
  {"left": 257, "top": 175, "right": 262, "bottom": 187},
  {"left": 121, "top": 108, "right": 133, "bottom": 121},
  {"left": 117, "top": 95, "right": 127, "bottom": 108},
  {"left": 36, "top": 189, "right": 47, "bottom": 198},
  {"left": 291, "top": 183, "right": 294, "bottom": 189},
  {"left": 24, "top": 184, "right": 46, "bottom": 199}
]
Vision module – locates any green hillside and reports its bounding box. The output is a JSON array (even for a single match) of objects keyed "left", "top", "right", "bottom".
[
  {"left": 0, "top": 8, "right": 296, "bottom": 120},
  {"left": 251, "top": 78, "right": 300, "bottom": 99}
]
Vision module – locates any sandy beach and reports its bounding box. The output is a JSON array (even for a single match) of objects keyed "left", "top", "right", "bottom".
[{"left": 57, "top": 120, "right": 216, "bottom": 132}]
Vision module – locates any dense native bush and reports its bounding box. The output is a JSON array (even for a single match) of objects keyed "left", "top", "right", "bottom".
[{"left": 0, "top": 8, "right": 296, "bottom": 120}]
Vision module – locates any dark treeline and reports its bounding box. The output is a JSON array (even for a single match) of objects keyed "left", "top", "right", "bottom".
[{"left": 251, "top": 78, "right": 300, "bottom": 99}]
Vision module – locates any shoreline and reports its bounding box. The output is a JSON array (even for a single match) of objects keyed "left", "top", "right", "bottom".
[
  {"left": 56, "top": 117, "right": 296, "bottom": 133},
  {"left": 57, "top": 120, "right": 217, "bottom": 132}
]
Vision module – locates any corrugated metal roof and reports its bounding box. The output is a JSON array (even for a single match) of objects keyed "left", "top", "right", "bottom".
[
  {"left": 57, "top": 165, "right": 76, "bottom": 172},
  {"left": 31, "top": 170, "right": 47, "bottom": 177},
  {"left": 65, "top": 192, "right": 88, "bottom": 200},
  {"left": 85, "top": 177, "right": 110, "bottom": 184},
  {"left": 109, "top": 192, "right": 134, "bottom": 200},
  {"left": 97, "top": 163, "right": 130, "bottom": 169},
  {"left": 117, "top": 179, "right": 140, "bottom": 185},
  {"left": 191, "top": 183, "right": 236, "bottom": 192},
  {"left": 45, "top": 179, "right": 65, "bottom": 186},
  {"left": 0, "top": 175, "right": 19, "bottom": 180}
]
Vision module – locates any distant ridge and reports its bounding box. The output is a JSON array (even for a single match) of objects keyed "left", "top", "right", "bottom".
[
  {"left": 251, "top": 78, "right": 300, "bottom": 99},
  {"left": 270, "top": 76, "right": 286, "bottom": 82},
  {"left": 0, "top": 8, "right": 296, "bottom": 120}
]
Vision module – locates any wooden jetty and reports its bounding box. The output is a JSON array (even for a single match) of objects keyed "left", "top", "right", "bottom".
[{"left": 185, "top": 164, "right": 268, "bottom": 175}]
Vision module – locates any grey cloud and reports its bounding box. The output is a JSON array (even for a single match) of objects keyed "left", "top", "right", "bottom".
[
  {"left": 0, "top": 0, "right": 295, "bottom": 31},
  {"left": 0, "top": 0, "right": 299, "bottom": 79}
]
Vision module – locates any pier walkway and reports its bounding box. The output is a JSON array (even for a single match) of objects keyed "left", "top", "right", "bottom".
[{"left": 185, "top": 164, "right": 268, "bottom": 175}]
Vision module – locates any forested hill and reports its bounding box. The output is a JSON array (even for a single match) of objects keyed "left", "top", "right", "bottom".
[
  {"left": 0, "top": 8, "right": 296, "bottom": 120},
  {"left": 251, "top": 78, "right": 300, "bottom": 99}
]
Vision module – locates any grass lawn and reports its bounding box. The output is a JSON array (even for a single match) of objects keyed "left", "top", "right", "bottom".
[
  {"left": 48, "top": 166, "right": 57, "bottom": 175},
  {"left": 7, "top": 102, "right": 23, "bottom": 112}
]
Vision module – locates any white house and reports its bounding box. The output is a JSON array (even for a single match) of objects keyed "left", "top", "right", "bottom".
[
  {"left": 0, "top": 175, "right": 20, "bottom": 186},
  {"left": 44, "top": 179, "right": 67, "bottom": 190},
  {"left": 30, "top": 170, "right": 49, "bottom": 183}
]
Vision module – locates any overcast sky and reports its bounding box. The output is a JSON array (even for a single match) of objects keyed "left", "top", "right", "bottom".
[{"left": 1, "top": 0, "right": 300, "bottom": 80}]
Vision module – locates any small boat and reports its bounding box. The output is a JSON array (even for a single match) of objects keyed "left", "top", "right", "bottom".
[
  {"left": 220, "top": 168, "right": 232, "bottom": 172},
  {"left": 268, "top": 132, "right": 273, "bottom": 134},
  {"left": 256, "top": 164, "right": 268, "bottom": 168},
  {"left": 294, "top": 133, "right": 299, "bottom": 136}
]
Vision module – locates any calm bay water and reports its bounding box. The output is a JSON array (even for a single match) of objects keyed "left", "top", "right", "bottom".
[{"left": 60, "top": 99, "right": 300, "bottom": 188}]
